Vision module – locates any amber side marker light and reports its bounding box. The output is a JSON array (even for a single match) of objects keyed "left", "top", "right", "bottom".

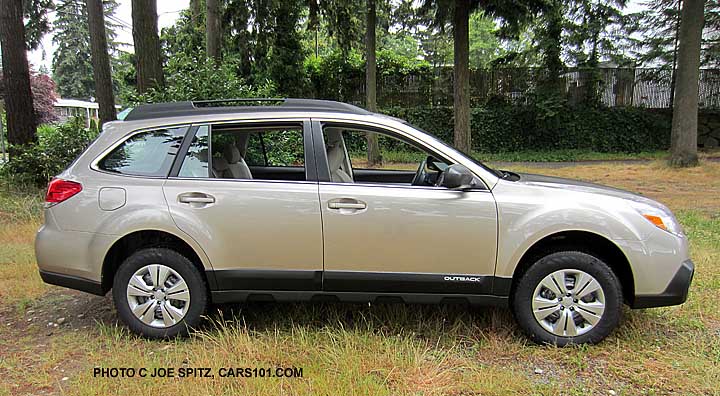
[{"left": 643, "top": 214, "right": 667, "bottom": 231}]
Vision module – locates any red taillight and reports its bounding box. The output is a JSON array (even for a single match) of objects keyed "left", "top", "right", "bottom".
[{"left": 45, "top": 179, "right": 82, "bottom": 203}]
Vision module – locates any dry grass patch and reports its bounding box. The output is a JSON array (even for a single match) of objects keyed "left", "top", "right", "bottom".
[
  {"left": 503, "top": 161, "right": 720, "bottom": 215},
  {"left": 0, "top": 162, "right": 719, "bottom": 395}
]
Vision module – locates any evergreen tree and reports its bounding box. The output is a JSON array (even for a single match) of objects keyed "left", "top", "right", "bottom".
[
  {"left": 267, "top": 0, "right": 306, "bottom": 96},
  {"left": 633, "top": 0, "right": 719, "bottom": 68},
  {"left": 421, "top": 0, "right": 544, "bottom": 152},
  {"left": 52, "top": 0, "right": 118, "bottom": 100},
  {"left": 131, "top": 0, "right": 164, "bottom": 93},
  {"left": 669, "top": 0, "right": 703, "bottom": 167},
  {"left": 23, "top": 0, "right": 54, "bottom": 50},
  {"left": 1, "top": 0, "right": 36, "bottom": 149}
]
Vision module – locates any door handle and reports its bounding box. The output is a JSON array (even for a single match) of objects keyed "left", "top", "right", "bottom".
[
  {"left": 178, "top": 193, "right": 215, "bottom": 204},
  {"left": 328, "top": 199, "right": 367, "bottom": 210}
]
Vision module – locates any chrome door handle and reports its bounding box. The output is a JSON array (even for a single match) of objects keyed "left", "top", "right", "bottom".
[
  {"left": 328, "top": 199, "right": 367, "bottom": 210},
  {"left": 178, "top": 193, "right": 215, "bottom": 204}
]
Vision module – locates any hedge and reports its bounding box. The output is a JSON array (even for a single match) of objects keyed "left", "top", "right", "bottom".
[{"left": 382, "top": 105, "right": 672, "bottom": 153}]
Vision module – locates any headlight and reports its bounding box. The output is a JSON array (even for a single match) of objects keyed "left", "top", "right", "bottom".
[{"left": 629, "top": 200, "right": 683, "bottom": 236}]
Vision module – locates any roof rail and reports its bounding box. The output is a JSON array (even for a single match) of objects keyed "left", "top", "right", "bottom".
[{"left": 122, "top": 98, "right": 371, "bottom": 121}]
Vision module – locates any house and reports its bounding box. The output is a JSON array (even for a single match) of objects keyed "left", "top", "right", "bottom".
[{"left": 54, "top": 99, "right": 122, "bottom": 128}]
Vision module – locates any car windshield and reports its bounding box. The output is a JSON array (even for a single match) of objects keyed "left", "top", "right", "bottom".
[{"left": 401, "top": 121, "right": 503, "bottom": 178}]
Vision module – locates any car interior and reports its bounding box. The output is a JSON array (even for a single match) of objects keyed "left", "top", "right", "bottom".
[
  {"left": 322, "top": 125, "right": 450, "bottom": 187},
  {"left": 179, "top": 122, "right": 450, "bottom": 186},
  {"left": 209, "top": 124, "right": 306, "bottom": 181}
]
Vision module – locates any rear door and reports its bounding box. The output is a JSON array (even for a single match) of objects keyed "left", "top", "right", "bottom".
[{"left": 163, "top": 119, "right": 324, "bottom": 292}]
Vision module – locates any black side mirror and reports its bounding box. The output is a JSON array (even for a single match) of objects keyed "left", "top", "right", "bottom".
[
  {"left": 439, "top": 164, "right": 476, "bottom": 190},
  {"left": 425, "top": 156, "right": 441, "bottom": 172}
]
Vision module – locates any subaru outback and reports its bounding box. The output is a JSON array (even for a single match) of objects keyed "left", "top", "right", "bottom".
[{"left": 35, "top": 98, "right": 694, "bottom": 345}]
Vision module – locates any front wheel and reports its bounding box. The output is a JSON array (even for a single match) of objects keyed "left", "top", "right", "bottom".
[
  {"left": 512, "top": 251, "right": 622, "bottom": 346},
  {"left": 113, "top": 248, "right": 208, "bottom": 338}
]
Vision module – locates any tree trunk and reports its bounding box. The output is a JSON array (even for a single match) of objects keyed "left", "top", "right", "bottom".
[
  {"left": 453, "top": 0, "right": 471, "bottom": 153},
  {"left": 669, "top": 0, "right": 682, "bottom": 108},
  {"left": 669, "top": 0, "right": 703, "bottom": 167},
  {"left": 0, "top": 0, "right": 36, "bottom": 152},
  {"left": 86, "top": 0, "right": 116, "bottom": 126},
  {"left": 365, "top": 0, "right": 381, "bottom": 166},
  {"left": 190, "top": 0, "right": 201, "bottom": 27},
  {"left": 206, "top": 0, "right": 221, "bottom": 62},
  {"left": 131, "top": 0, "right": 164, "bottom": 93}
]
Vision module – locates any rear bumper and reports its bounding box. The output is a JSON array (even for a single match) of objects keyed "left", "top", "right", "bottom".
[
  {"left": 39, "top": 270, "right": 106, "bottom": 296},
  {"left": 630, "top": 259, "right": 694, "bottom": 309}
]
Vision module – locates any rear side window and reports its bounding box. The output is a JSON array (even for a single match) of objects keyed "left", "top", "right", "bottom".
[
  {"left": 98, "top": 126, "right": 187, "bottom": 176},
  {"left": 176, "top": 122, "right": 306, "bottom": 181}
]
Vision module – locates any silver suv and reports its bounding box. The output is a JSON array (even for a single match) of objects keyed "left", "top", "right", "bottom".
[{"left": 35, "top": 99, "right": 693, "bottom": 344}]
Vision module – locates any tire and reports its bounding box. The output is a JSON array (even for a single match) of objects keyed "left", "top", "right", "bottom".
[
  {"left": 512, "top": 251, "right": 622, "bottom": 346},
  {"left": 112, "top": 248, "right": 207, "bottom": 339}
]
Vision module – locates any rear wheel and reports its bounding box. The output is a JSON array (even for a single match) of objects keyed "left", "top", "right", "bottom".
[
  {"left": 512, "top": 251, "right": 622, "bottom": 345},
  {"left": 113, "top": 248, "right": 207, "bottom": 338}
]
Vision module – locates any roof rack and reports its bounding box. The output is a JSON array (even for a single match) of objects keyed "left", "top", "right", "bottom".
[{"left": 122, "top": 98, "right": 371, "bottom": 121}]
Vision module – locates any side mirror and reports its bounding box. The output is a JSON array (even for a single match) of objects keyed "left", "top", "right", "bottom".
[
  {"left": 439, "top": 164, "right": 476, "bottom": 190},
  {"left": 425, "top": 156, "right": 446, "bottom": 172}
]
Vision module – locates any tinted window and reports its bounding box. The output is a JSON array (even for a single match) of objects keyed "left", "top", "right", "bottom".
[
  {"left": 176, "top": 124, "right": 306, "bottom": 181},
  {"left": 178, "top": 126, "right": 209, "bottom": 178},
  {"left": 241, "top": 129, "right": 305, "bottom": 167},
  {"left": 99, "top": 127, "right": 187, "bottom": 176}
]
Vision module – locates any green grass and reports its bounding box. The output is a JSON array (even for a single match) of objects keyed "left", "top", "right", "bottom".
[
  {"left": 351, "top": 148, "right": 720, "bottom": 165},
  {"left": 1, "top": 163, "right": 719, "bottom": 395},
  {"left": 477, "top": 149, "right": 670, "bottom": 162}
]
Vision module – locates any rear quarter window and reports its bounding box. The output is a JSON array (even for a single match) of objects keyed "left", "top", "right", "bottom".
[{"left": 97, "top": 126, "right": 187, "bottom": 177}]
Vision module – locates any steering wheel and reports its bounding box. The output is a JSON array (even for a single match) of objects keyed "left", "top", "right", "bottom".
[
  {"left": 411, "top": 157, "right": 430, "bottom": 186},
  {"left": 411, "top": 157, "right": 428, "bottom": 186}
]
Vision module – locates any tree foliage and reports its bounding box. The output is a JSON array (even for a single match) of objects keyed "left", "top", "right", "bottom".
[
  {"left": 23, "top": 0, "right": 53, "bottom": 50},
  {"left": 52, "top": 0, "right": 118, "bottom": 100},
  {"left": 122, "top": 53, "right": 275, "bottom": 104},
  {"left": 632, "top": 0, "right": 720, "bottom": 68},
  {"left": 1, "top": 69, "right": 60, "bottom": 125}
]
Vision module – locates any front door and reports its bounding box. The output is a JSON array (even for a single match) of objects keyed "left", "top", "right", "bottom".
[
  {"left": 163, "top": 120, "right": 323, "bottom": 292},
  {"left": 314, "top": 121, "right": 498, "bottom": 295}
]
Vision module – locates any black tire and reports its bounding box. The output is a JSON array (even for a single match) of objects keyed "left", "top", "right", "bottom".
[
  {"left": 112, "top": 248, "right": 207, "bottom": 339},
  {"left": 512, "top": 251, "right": 622, "bottom": 346}
]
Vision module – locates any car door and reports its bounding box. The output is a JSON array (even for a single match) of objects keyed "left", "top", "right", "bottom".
[
  {"left": 313, "top": 120, "right": 498, "bottom": 295},
  {"left": 163, "top": 119, "right": 324, "bottom": 292}
]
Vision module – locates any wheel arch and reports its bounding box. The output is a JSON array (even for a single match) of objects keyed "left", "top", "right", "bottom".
[
  {"left": 101, "top": 229, "right": 211, "bottom": 293},
  {"left": 509, "top": 230, "right": 634, "bottom": 304}
]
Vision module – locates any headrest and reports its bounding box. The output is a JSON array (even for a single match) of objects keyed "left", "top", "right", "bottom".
[
  {"left": 224, "top": 145, "right": 241, "bottom": 164},
  {"left": 327, "top": 143, "right": 344, "bottom": 171},
  {"left": 213, "top": 156, "right": 229, "bottom": 171},
  {"left": 196, "top": 148, "right": 209, "bottom": 162},
  {"left": 236, "top": 134, "right": 249, "bottom": 157}
]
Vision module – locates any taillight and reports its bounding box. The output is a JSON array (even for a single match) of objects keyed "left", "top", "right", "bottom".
[{"left": 45, "top": 178, "right": 82, "bottom": 204}]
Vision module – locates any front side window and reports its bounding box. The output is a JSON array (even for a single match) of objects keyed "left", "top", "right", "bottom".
[
  {"left": 322, "top": 124, "right": 451, "bottom": 186},
  {"left": 176, "top": 123, "right": 306, "bottom": 181},
  {"left": 98, "top": 126, "right": 187, "bottom": 176}
]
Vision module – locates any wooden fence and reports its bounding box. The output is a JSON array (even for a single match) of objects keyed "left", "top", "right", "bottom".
[{"left": 320, "top": 67, "right": 720, "bottom": 109}]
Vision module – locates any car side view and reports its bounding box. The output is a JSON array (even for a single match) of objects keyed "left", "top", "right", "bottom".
[{"left": 35, "top": 98, "right": 694, "bottom": 345}]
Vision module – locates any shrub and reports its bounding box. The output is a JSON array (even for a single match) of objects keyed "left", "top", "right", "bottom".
[
  {"left": 1, "top": 117, "right": 98, "bottom": 186},
  {"left": 382, "top": 105, "right": 671, "bottom": 153}
]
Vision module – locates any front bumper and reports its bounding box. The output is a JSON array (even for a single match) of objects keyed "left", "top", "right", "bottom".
[{"left": 630, "top": 259, "right": 694, "bottom": 309}]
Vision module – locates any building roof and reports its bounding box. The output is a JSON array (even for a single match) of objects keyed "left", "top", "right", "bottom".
[
  {"left": 121, "top": 98, "right": 371, "bottom": 121},
  {"left": 54, "top": 98, "right": 121, "bottom": 109}
]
